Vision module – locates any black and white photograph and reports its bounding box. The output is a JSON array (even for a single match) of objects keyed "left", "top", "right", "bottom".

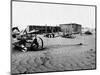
[{"left": 11, "top": 0, "right": 96, "bottom": 74}]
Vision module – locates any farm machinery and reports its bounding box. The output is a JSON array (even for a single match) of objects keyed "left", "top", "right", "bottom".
[{"left": 12, "top": 27, "right": 43, "bottom": 52}]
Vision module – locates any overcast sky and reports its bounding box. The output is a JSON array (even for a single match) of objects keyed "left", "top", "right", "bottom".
[{"left": 12, "top": 1, "right": 95, "bottom": 30}]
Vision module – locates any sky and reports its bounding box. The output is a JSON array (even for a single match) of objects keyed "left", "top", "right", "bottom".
[{"left": 12, "top": 1, "right": 95, "bottom": 30}]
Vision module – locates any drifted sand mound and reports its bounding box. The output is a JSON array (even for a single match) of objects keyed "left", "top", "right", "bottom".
[
  {"left": 11, "top": 48, "right": 96, "bottom": 74},
  {"left": 11, "top": 34, "right": 96, "bottom": 74}
]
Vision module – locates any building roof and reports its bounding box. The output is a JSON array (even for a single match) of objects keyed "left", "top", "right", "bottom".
[{"left": 59, "top": 23, "right": 81, "bottom": 26}]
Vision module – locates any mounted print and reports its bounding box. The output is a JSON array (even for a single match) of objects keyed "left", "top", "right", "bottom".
[{"left": 11, "top": 0, "right": 96, "bottom": 74}]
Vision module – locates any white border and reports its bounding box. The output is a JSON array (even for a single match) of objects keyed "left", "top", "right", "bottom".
[{"left": 0, "top": 0, "right": 99, "bottom": 75}]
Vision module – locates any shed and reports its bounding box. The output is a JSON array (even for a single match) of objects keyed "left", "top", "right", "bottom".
[{"left": 59, "top": 23, "right": 82, "bottom": 35}]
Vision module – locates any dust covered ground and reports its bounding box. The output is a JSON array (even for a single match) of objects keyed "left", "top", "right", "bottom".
[{"left": 11, "top": 33, "right": 96, "bottom": 74}]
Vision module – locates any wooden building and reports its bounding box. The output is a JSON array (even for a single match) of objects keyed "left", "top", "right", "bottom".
[
  {"left": 26, "top": 25, "right": 61, "bottom": 34},
  {"left": 59, "top": 23, "right": 82, "bottom": 35}
]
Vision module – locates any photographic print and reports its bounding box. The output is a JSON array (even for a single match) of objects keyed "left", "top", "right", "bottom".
[{"left": 11, "top": 0, "right": 96, "bottom": 74}]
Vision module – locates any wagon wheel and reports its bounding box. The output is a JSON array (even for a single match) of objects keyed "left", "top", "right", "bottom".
[{"left": 31, "top": 37, "right": 43, "bottom": 50}]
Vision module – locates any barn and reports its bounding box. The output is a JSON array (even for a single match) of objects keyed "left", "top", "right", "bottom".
[
  {"left": 59, "top": 23, "right": 82, "bottom": 35},
  {"left": 26, "top": 25, "right": 61, "bottom": 34}
]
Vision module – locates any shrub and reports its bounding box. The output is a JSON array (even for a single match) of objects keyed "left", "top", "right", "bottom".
[{"left": 84, "top": 31, "right": 92, "bottom": 35}]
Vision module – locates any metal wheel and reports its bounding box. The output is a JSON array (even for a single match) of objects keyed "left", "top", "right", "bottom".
[{"left": 31, "top": 37, "right": 43, "bottom": 50}]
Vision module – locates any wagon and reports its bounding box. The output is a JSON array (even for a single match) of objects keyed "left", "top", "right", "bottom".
[{"left": 12, "top": 27, "right": 44, "bottom": 52}]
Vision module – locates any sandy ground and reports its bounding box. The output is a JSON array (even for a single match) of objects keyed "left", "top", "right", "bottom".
[{"left": 11, "top": 34, "right": 96, "bottom": 74}]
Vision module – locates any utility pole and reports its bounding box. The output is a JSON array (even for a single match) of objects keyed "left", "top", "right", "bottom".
[
  {"left": 56, "top": 25, "right": 59, "bottom": 36},
  {"left": 45, "top": 24, "right": 47, "bottom": 34}
]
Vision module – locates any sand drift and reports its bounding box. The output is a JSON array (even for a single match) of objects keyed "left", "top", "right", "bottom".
[{"left": 11, "top": 34, "right": 96, "bottom": 74}]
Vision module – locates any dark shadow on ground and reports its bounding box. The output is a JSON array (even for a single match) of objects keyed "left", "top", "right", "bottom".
[{"left": 12, "top": 46, "right": 49, "bottom": 54}]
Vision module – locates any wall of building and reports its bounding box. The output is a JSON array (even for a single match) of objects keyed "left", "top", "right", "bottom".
[
  {"left": 72, "top": 24, "right": 81, "bottom": 34},
  {"left": 27, "top": 25, "right": 61, "bottom": 34},
  {"left": 60, "top": 23, "right": 82, "bottom": 35}
]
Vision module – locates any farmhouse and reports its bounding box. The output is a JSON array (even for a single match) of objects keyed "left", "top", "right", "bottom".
[{"left": 59, "top": 23, "right": 82, "bottom": 35}]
